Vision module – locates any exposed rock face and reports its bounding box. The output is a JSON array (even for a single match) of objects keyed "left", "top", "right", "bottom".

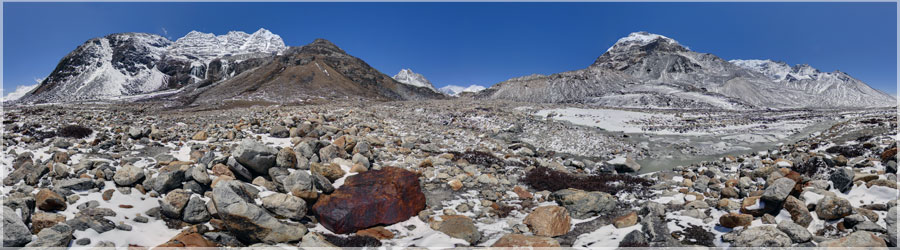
[
  {"left": 3, "top": 206, "right": 31, "bottom": 247},
  {"left": 549, "top": 188, "right": 616, "bottom": 219},
  {"left": 211, "top": 180, "right": 306, "bottom": 244},
  {"left": 311, "top": 167, "right": 426, "bottom": 234}
]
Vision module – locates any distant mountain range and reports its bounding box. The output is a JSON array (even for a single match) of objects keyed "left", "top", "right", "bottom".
[
  {"left": 476, "top": 32, "right": 895, "bottom": 109},
  {"left": 9, "top": 30, "right": 895, "bottom": 109},
  {"left": 15, "top": 29, "right": 441, "bottom": 105},
  {"left": 390, "top": 68, "right": 485, "bottom": 96}
]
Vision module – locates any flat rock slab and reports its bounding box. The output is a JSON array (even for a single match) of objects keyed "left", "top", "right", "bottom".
[{"left": 312, "top": 167, "right": 425, "bottom": 234}]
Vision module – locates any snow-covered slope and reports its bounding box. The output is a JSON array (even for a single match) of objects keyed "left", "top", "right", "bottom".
[
  {"left": 392, "top": 69, "right": 439, "bottom": 93},
  {"left": 18, "top": 29, "right": 287, "bottom": 104},
  {"left": 20, "top": 33, "right": 172, "bottom": 103},
  {"left": 479, "top": 31, "right": 895, "bottom": 109},
  {"left": 439, "top": 85, "right": 486, "bottom": 96},
  {"left": 730, "top": 59, "right": 896, "bottom": 108}
]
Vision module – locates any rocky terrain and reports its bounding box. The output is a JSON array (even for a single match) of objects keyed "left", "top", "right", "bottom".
[{"left": 2, "top": 100, "right": 896, "bottom": 248}]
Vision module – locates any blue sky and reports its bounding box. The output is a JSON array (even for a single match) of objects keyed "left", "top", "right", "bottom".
[{"left": 3, "top": 2, "right": 897, "bottom": 95}]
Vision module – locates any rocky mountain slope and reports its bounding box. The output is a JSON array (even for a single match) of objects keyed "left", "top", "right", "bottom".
[
  {"left": 478, "top": 32, "right": 895, "bottom": 109},
  {"left": 175, "top": 39, "right": 444, "bottom": 106}
]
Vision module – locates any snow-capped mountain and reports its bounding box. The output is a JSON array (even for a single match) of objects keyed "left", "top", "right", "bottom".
[
  {"left": 20, "top": 33, "right": 173, "bottom": 103},
  {"left": 479, "top": 31, "right": 895, "bottom": 109},
  {"left": 168, "top": 28, "right": 285, "bottom": 63},
  {"left": 392, "top": 69, "right": 439, "bottom": 93},
  {"left": 439, "top": 85, "right": 486, "bottom": 96},
  {"left": 18, "top": 29, "right": 288, "bottom": 104}
]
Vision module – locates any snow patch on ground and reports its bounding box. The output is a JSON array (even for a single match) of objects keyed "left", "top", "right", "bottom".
[{"left": 63, "top": 181, "right": 181, "bottom": 247}]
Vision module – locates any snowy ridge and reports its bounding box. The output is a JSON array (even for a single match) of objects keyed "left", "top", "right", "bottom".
[
  {"left": 606, "top": 31, "right": 685, "bottom": 52},
  {"left": 730, "top": 59, "right": 896, "bottom": 106},
  {"left": 392, "top": 68, "right": 438, "bottom": 92},
  {"left": 168, "top": 28, "right": 286, "bottom": 63},
  {"left": 728, "top": 59, "right": 794, "bottom": 81},
  {"left": 439, "top": 85, "right": 486, "bottom": 96}
]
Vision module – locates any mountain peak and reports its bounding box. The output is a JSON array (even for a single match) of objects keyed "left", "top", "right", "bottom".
[
  {"left": 311, "top": 38, "right": 337, "bottom": 47},
  {"left": 293, "top": 38, "right": 348, "bottom": 56},
  {"left": 606, "top": 31, "right": 687, "bottom": 53},
  {"left": 392, "top": 68, "right": 438, "bottom": 92},
  {"left": 253, "top": 28, "right": 273, "bottom": 34}
]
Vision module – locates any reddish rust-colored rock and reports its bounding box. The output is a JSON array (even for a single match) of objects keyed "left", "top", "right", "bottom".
[
  {"left": 356, "top": 226, "right": 395, "bottom": 240},
  {"left": 312, "top": 167, "right": 426, "bottom": 234},
  {"left": 881, "top": 147, "right": 897, "bottom": 162},
  {"left": 513, "top": 185, "right": 533, "bottom": 199},
  {"left": 157, "top": 226, "right": 219, "bottom": 248}
]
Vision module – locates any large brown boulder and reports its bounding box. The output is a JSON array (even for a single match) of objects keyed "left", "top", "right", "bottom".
[
  {"left": 523, "top": 205, "right": 571, "bottom": 237},
  {"left": 719, "top": 212, "right": 753, "bottom": 228},
  {"left": 312, "top": 167, "right": 425, "bottom": 234},
  {"left": 35, "top": 189, "right": 66, "bottom": 212}
]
